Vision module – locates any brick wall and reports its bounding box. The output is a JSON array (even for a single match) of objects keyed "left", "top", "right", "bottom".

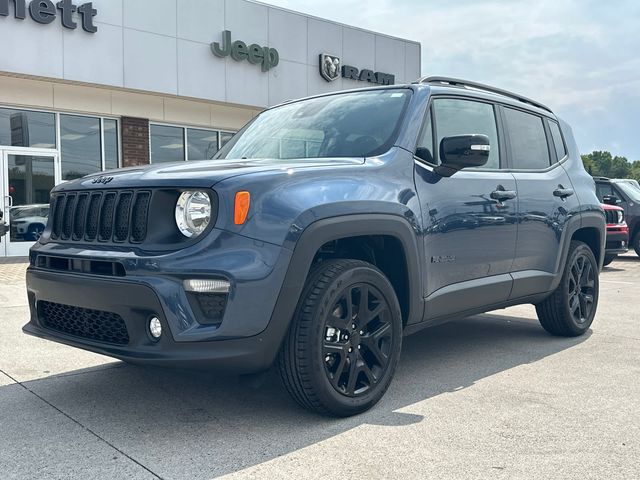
[{"left": 121, "top": 117, "right": 150, "bottom": 167}]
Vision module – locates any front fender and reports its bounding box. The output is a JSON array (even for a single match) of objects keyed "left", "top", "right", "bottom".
[{"left": 268, "top": 214, "right": 425, "bottom": 342}]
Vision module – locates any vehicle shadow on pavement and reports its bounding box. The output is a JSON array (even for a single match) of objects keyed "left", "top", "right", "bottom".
[{"left": 9, "top": 313, "right": 590, "bottom": 479}]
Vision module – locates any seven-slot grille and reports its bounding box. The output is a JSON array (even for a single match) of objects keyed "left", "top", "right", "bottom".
[
  {"left": 50, "top": 190, "right": 151, "bottom": 244},
  {"left": 605, "top": 209, "right": 622, "bottom": 225}
]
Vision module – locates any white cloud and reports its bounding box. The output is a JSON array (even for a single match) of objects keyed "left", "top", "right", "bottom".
[{"left": 268, "top": 0, "right": 640, "bottom": 158}]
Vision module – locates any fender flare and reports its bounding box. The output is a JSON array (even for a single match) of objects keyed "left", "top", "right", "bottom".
[
  {"left": 265, "top": 214, "right": 424, "bottom": 356},
  {"left": 550, "top": 210, "right": 606, "bottom": 291}
]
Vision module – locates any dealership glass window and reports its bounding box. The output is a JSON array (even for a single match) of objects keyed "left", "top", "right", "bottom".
[
  {"left": 220, "top": 132, "right": 234, "bottom": 148},
  {"left": 0, "top": 108, "right": 56, "bottom": 148},
  {"left": 104, "top": 119, "right": 119, "bottom": 170},
  {"left": 60, "top": 114, "right": 102, "bottom": 180},
  {"left": 187, "top": 129, "right": 219, "bottom": 160},
  {"left": 150, "top": 125, "right": 185, "bottom": 163},
  {"left": 150, "top": 125, "right": 236, "bottom": 162}
]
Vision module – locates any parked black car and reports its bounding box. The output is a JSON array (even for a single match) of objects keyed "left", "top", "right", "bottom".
[
  {"left": 24, "top": 77, "right": 605, "bottom": 416},
  {"left": 594, "top": 176, "right": 640, "bottom": 256}
]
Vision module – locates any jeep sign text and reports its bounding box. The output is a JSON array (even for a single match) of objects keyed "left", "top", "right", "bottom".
[
  {"left": 0, "top": 0, "right": 97, "bottom": 33},
  {"left": 211, "top": 30, "right": 279, "bottom": 72}
]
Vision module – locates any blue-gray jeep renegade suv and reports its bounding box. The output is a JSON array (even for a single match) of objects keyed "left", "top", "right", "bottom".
[{"left": 24, "top": 77, "right": 605, "bottom": 416}]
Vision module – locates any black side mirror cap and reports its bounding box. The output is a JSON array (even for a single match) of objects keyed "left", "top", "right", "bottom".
[
  {"left": 435, "top": 134, "right": 490, "bottom": 177},
  {"left": 602, "top": 195, "right": 621, "bottom": 205}
]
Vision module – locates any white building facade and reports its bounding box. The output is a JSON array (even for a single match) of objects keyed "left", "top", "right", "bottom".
[{"left": 0, "top": 0, "right": 421, "bottom": 256}]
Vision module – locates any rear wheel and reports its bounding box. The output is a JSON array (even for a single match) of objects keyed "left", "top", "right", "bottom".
[
  {"left": 535, "top": 241, "right": 599, "bottom": 337},
  {"left": 278, "top": 259, "right": 402, "bottom": 416}
]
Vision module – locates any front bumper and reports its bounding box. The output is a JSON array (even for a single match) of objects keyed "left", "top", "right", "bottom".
[
  {"left": 23, "top": 228, "right": 293, "bottom": 373},
  {"left": 605, "top": 228, "right": 629, "bottom": 255},
  {"left": 24, "top": 269, "right": 282, "bottom": 372}
]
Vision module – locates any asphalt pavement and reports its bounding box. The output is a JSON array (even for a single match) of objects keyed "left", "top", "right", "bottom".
[{"left": 0, "top": 254, "right": 638, "bottom": 479}]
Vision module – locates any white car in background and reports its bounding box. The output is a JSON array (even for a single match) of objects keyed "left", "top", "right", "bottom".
[{"left": 10, "top": 204, "right": 50, "bottom": 241}]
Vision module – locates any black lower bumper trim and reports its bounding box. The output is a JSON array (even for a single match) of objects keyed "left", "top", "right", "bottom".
[{"left": 24, "top": 268, "right": 281, "bottom": 373}]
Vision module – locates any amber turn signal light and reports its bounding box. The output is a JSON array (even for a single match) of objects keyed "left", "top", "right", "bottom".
[{"left": 234, "top": 191, "right": 251, "bottom": 225}]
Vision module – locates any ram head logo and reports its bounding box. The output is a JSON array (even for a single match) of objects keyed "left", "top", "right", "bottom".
[{"left": 319, "top": 53, "right": 341, "bottom": 82}]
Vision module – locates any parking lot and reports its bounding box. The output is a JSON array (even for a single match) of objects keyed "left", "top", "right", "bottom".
[{"left": 0, "top": 255, "right": 638, "bottom": 480}]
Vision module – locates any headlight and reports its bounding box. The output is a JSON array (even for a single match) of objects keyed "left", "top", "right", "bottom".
[
  {"left": 618, "top": 210, "right": 624, "bottom": 224},
  {"left": 175, "top": 191, "right": 211, "bottom": 238}
]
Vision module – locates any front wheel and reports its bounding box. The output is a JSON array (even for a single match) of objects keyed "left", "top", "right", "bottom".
[
  {"left": 535, "top": 240, "right": 599, "bottom": 337},
  {"left": 634, "top": 233, "right": 640, "bottom": 257},
  {"left": 278, "top": 259, "right": 402, "bottom": 416}
]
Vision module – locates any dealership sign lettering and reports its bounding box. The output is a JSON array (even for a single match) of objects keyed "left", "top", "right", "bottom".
[
  {"left": 211, "top": 30, "right": 279, "bottom": 72},
  {"left": 320, "top": 53, "right": 395, "bottom": 85},
  {"left": 0, "top": 0, "right": 97, "bottom": 33}
]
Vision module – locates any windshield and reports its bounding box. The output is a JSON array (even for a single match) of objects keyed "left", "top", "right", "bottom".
[
  {"left": 216, "top": 89, "right": 412, "bottom": 161},
  {"left": 617, "top": 182, "right": 640, "bottom": 202}
]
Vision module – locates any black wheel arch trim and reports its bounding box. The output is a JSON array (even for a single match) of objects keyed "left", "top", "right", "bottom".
[
  {"left": 551, "top": 210, "right": 606, "bottom": 292},
  {"left": 266, "top": 214, "right": 424, "bottom": 360}
]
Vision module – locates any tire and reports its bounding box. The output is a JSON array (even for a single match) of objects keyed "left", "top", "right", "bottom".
[
  {"left": 278, "top": 259, "right": 402, "bottom": 417},
  {"left": 634, "top": 233, "right": 640, "bottom": 257},
  {"left": 535, "top": 240, "right": 599, "bottom": 337},
  {"left": 602, "top": 255, "right": 616, "bottom": 267}
]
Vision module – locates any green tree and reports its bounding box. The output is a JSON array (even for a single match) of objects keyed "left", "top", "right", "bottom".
[
  {"left": 630, "top": 161, "right": 640, "bottom": 182},
  {"left": 581, "top": 150, "right": 632, "bottom": 178},
  {"left": 610, "top": 155, "right": 631, "bottom": 178}
]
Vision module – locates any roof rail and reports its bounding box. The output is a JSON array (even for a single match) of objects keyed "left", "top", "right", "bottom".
[{"left": 415, "top": 76, "right": 553, "bottom": 113}]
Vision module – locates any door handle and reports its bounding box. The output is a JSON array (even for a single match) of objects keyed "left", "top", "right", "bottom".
[
  {"left": 490, "top": 187, "right": 517, "bottom": 201},
  {"left": 553, "top": 186, "right": 574, "bottom": 199}
]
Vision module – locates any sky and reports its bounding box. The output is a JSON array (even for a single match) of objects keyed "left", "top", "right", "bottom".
[{"left": 268, "top": 0, "right": 640, "bottom": 160}]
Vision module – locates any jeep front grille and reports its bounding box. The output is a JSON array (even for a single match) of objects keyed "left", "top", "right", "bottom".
[
  {"left": 604, "top": 209, "right": 622, "bottom": 225},
  {"left": 50, "top": 190, "right": 151, "bottom": 244}
]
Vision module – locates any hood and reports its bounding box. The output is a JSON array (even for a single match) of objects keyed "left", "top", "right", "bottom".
[{"left": 52, "top": 158, "right": 365, "bottom": 192}]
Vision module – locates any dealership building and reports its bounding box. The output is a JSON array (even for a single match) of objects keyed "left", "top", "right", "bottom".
[{"left": 0, "top": 0, "right": 421, "bottom": 256}]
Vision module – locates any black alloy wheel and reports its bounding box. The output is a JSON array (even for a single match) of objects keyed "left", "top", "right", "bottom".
[
  {"left": 279, "top": 259, "right": 402, "bottom": 416},
  {"left": 322, "top": 283, "right": 393, "bottom": 397},
  {"left": 567, "top": 252, "right": 596, "bottom": 325},
  {"left": 536, "top": 240, "right": 599, "bottom": 337}
]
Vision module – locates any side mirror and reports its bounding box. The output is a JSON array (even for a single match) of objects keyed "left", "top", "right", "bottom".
[
  {"left": 435, "top": 134, "right": 490, "bottom": 177},
  {"left": 602, "top": 195, "right": 621, "bottom": 205}
]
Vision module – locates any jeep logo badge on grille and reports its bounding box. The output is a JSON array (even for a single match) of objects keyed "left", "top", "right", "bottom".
[{"left": 92, "top": 176, "right": 113, "bottom": 185}]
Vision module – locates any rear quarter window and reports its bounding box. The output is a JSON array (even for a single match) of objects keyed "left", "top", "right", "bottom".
[{"left": 548, "top": 121, "right": 567, "bottom": 161}]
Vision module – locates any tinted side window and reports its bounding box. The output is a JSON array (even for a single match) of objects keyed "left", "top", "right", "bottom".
[
  {"left": 548, "top": 121, "right": 567, "bottom": 161},
  {"left": 415, "top": 109, "right": 435, "bottom": 164},
  {"left": 595, "top": 183, "right": 614, "bottom": 202},
  {"left": 504, "top": 108, "right": 550, "bottom": 169},
  {"left": 432, "top": 98, "right": 500, "bottom": 169}
]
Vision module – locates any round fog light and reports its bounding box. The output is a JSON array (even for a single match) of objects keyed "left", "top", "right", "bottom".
[{"left": 149, "top": 317, "right": 162, "bottom": 340}]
